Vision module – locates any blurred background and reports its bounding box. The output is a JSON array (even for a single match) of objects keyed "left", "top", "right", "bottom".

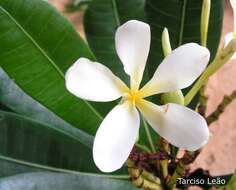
[{"left": 48, "top": 0, "right": 236, "bottom": 176}]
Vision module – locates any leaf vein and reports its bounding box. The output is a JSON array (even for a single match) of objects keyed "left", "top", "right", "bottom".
[{"left": 0, "top": 6, "right": 103, "bottom": 122}]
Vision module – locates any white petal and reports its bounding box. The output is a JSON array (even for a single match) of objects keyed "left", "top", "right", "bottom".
[
  {"left": 140, "top": 43, "right": 210, "bottom": 97},
  {"left": 115, "top": 20, "right": 150, "bottom": 90},
  {"left": 93, "top": 102, "right": 140, "bottom": 172},
  {"left": 65, "top": 58, "right": 128, "bottom": 102},
  {"left": 225, "top": 33, "right": 236, "bottom": 59},
  {"left": 137, "top": 100, "right": 209, "bottom": 151},
  {"left": 230, "top": 0, "right": 236, "bottom": 10}
]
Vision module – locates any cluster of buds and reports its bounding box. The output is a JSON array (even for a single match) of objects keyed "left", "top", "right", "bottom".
[{"left": 129, "top": 147, "right": 173, "bottom": 174}]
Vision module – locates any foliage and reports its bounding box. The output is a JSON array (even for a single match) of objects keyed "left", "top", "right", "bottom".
[{"left": 0, "top": 0, "right": 233, "bottom": 189}]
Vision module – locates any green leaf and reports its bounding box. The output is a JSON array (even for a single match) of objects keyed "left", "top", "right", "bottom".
[
  {"left": 0, "top": 172, "right": 137, "bottom": 190},
  {"left": 224, "top": 172, "right": 236, "bottom": 190},
  {"left": 145, "top": 0, "right": 224, "bottom": 76},
  {"left": 0, "top": 0, "right": 112, "bottom": 136},
  {"left": 84, "top": 0, "right": 146, "bottom": 83},
  {"left": 145, "top": 0, "right": 223, "bottom": 108},
  {"left": 0, "top": 110, "right": 99, "bottom": 173},
  {"left": 0, "top": 109, "right": 128, "bottom": 175},
  {"left": 0, "top": 155, "right": 128, "bottom": 179},
  {"left": 0, "top": 158, "right": 43, "bottom": 177},
  {"left": 0, "top": 69, "right": 93, "bottom": 148}
]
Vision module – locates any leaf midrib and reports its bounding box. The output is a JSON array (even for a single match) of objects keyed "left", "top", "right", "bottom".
[
  {"left": 178, "top": 0, "right": 188, "bottom": 45},
  {"left": 0, "top": 6, "right": 103, "bottom": 121},
  {"left": 0, "top": 155, "right": 128, "bottom": 179},
  {"left": 0, "top": 109, "right": 93, "bottom": 148},
  {"left": 111, "top": 0, "right": 121, "bottom": 27}
]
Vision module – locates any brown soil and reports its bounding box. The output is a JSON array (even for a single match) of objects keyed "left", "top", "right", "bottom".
[{"left": 49, "top": 0, "right": 236, "bottom": 177}]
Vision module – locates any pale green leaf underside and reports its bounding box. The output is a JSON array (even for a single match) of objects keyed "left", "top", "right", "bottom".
[{"left": 0, "top": 172, "right": 137, "bottom": 190}]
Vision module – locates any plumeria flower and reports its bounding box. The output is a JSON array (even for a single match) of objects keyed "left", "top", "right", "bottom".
[
  {"left": 65, "top": 20, "right": 210, "bottom": 173},
  {"left": 225, "top": 0, "right": 236, "bottom": 59}
]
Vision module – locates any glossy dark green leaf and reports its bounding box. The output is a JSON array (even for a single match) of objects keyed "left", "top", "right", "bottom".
[
  {"left": 0, "top": 172, "right": 137, "bottom": 190},
  {"left": 0, "top": 0, "right": 113, "bottom": 137},
  {"left": 145, "top": 0, "right": 223, "bottom": 108},
  {"left": 0, "top": 158, "right": 42, "bottom": 177},
  {"left": 0, "top": 69, "right": 93, "bottom": 148},
  {"left": 145, "top": 0, "right": 224, "bottom": 76},
  {"left": 0, "top": 110, "right": 99, "bottom": 173},
  {"left": 84, "top": 0, "right": 146, "bottom": 83},
  {"left": 0, "top": 68, "right": 127, "bottom": 175}
]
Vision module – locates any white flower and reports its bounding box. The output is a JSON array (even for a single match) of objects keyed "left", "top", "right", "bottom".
[
  {"left": 225, "top": 0, "right": 236, "bottom": 59},
  {"left": 65, "top": 20, "right": 210, "bottom": 173}
]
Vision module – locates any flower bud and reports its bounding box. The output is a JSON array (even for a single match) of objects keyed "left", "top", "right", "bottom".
[
  {"left": 161, "top": 90, "right": 184, "bottom": 105},
  {"left": 161, "top": 28, "right": 184, "bottom": 105},
  {"left": 162, "top": 28, "right": 172, "bottom": 57}
]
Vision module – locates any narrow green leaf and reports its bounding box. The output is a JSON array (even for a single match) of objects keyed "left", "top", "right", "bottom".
[
  {"left": 0, "top": 69, "right": 93, "bottom": 148},
  {"left": 84, "top": 0, "right": 146, "bottom": 83},
  {"left": 0, "top": 110, "right": 98, "bottom": 173},
  {"left": 145, "top": 0, "right": 223, "bottom": 108},
  {"left": 0, "top": 172, "right": 137, "bottom": 190},
  {"left": 0, "top": 155, "right": 129, "bottom": 178},
  {"left": 0, "top": 0, "right": 112, "bottom": 136},
  {"left": 0, "top": 157, "right": 43, "bottom": 177},
  {"left": 145, "top": 0, "right": 224, "bottom": 76}
]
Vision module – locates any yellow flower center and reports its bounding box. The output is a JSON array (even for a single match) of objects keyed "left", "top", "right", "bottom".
[{"left": 127, "top": 89, "right": 142, "bottom": 105}]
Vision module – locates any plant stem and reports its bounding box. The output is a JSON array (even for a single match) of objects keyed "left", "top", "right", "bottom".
[
  {"left": 206, "top": 90, "right": 236, "bottom": 125},
  {"left": 185, "top": 39, "right": 236, "bottom": 106},
  {"left": 142, "top": 117, "right": 156, "bottom": 153},
  {"left": 201, "top": 0, "right": 211, "bottom": 47},
  {"left": 197, "top": 84, "right": 208, "bottom": 117},
  {"left": 160, "top": 138, "right": 169, "bottom": 179},
  {"left": 168, "top": 161, "right": 185, "bottom": 189},
  {"left": 160, "top": 160, "right": 168, "bottom": 179},
  {"left": 127, "top": 159, "right": 162, "bottom": 190},
  {"left": 198, "top": 0, "right": 211, "bottom": 115},
  {"left": 168, "top": 151, "right": 200, "bottom": 188}
]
